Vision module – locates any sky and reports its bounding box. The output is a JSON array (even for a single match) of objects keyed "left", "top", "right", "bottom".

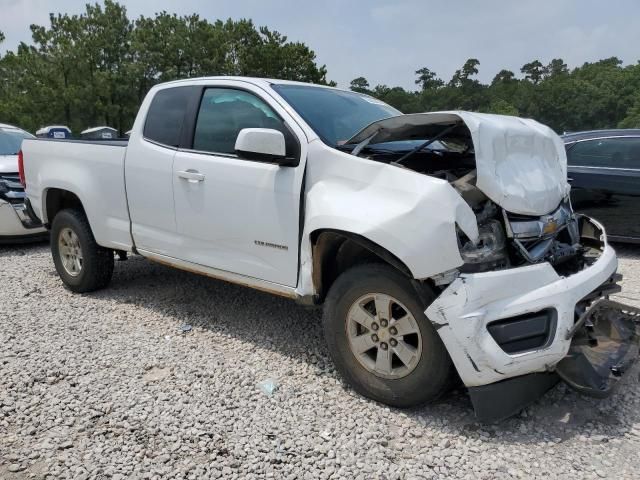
[{"left": 1, "top": 0, "right": 640, "bottom": 90}]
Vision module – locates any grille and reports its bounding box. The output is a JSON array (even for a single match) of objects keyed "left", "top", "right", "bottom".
[{"left": 0, "top": 173, "right": 25, "bottom": 204}]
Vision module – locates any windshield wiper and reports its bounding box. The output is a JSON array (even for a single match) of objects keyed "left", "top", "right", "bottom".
[{"left": 391, "top": 123, "right": 461, "bottom": 167}]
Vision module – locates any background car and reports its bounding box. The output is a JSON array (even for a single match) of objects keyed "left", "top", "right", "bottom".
[
  {"left": 0, "top": 123, "right": 46, "bottom": 241},
  {"left": 563, "top": 129, "right": 640, "bottom": 243}
]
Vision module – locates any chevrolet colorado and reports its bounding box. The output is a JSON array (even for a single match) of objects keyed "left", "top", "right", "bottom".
[{"left": 21, "top": 77, "right": 640, "bottom": 421}]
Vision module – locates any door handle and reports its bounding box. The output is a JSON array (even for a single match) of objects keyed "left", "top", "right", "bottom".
[{"left": 177, "top": 169, "right": 205, "bottom": 183}]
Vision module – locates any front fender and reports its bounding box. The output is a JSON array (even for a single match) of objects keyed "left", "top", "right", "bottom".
[{"left": 297, "top": 141, "right": 478, "bottom": 296}]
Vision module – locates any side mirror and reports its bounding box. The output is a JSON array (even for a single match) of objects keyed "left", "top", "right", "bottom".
[{"left": 235, "top": 128, "right": 293, "bottom": 165}]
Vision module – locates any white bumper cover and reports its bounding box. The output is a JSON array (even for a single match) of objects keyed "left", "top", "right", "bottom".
[
  {"left": 0, "top": 200, "right": 46, "bottom": 237},
  {"left": 427, "top": 224, "right": 617, "bottom": 388}
]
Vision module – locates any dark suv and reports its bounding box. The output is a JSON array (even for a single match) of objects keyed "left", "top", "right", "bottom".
[{"left": 563, "top": 129, "right": 640, "bottom": 243}]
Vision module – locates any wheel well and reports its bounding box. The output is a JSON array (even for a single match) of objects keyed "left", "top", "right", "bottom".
[
  {"left": 45, "top": 189, "right": 84, "bottom": 226},
  {"left": 311, "top": 229, "right": 413, "bottom": 302}
]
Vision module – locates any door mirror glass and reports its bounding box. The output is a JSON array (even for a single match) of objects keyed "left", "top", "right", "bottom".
[{"left": 235, "top": 128, "right": 290, "bottom": 164}]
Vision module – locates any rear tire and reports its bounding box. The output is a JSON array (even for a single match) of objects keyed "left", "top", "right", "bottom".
[
  {"left": 323, "top": 263, "right": 453, "bottom": 408},
  {"left": 51, "top": 209, "right": 114, "bottom": 293}
]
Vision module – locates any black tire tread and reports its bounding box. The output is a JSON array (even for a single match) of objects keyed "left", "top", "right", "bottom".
[
  {"left": 51, "top": 208, "right": 114, "bottom": 293},
  {"left": 322, "top": 263, "right": 454, "bottom": 408}
]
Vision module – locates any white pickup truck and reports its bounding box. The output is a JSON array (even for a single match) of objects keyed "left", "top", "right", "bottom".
[{"left": 21, "top": 77, "right": 639, "bottom": 421}]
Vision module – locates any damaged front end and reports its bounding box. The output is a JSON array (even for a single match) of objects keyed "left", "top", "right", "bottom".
[
  {"left": 436, "top": 211, "right": 640, "bottom": 422},
  {"left": 347, "top": 111, "right": 640, "bottom": 421},
  {"left": 444, "top": 182, "right": 640, "bottom": 421}
]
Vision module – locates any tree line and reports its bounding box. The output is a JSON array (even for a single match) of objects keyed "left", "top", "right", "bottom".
[
  {"left": 351, "top": 57, "right": 640, "bottom": 133},
  {"left": 0, "top": 1, "right": 331, "bottom": 134},
  {"left": 1, "top": 1, "right": 639, "bottom": 135}
]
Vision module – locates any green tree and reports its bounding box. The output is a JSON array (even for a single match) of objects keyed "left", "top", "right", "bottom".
[
  {"left": 414, "top": 67, "right": 443, "bottom": 91},
  {"left": 619, "top": 94, "right": 640, "bottom": 128},
  {"left": 350, "top": 77, "right": 370, "bottom": 94},
  {"left": 547, "top": 58, "right": 568, "bottom": 77},
  {"left": 491, "top": 69, "right": 516, "bottom": 85},
  {"left": 449, "top": 58, "right": 480, "bottom": 87},
  {"left": 0, "top": 2, "right": 333, "bottom": 134},
  {"left": 521, "top": 60, "right": 548, "bottom": 84},
  {"left": 485, "top": 99, "right": 519, "bottom": 116}
]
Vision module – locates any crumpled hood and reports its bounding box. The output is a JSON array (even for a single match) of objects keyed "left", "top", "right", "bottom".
[
  {"left": 347, "top": 111, "right": 570, "bottom": 216},
  {"left": 0, "top": 155, "right": 18, "bottom": 174}
]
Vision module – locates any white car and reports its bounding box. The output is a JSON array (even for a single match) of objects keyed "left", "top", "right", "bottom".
[
  {"left": 0, "top": 123, "right": 46, "bottom": 241},
  {"left": 20, "top": 78, "right": 639, "bottom": 421}
]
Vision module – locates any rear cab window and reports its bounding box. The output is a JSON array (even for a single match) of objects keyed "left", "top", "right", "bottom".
[{"left": 143, "top": 86, "right": 198, "bottom": 148}]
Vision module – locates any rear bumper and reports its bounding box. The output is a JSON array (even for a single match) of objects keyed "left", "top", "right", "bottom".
[{"left": 0, "top": 199, "right": 46, "bottom": 239}]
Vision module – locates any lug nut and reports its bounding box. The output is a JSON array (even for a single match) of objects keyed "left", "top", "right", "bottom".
[
  {"left": 390, "top": 338, "right": 398, "bottom": 347},
  {"left": 371, "top": 334, "right": 379, "bottom": 343},
  {"left": 380, "top": 319, "right": 388, "bottom": 328},
  {"left": 371, "top": 323, "right": 379, "bottom": 331},
  {"left": 380, "top": 342, "right": 388, "bottom": 350},
  {"left": 389, "top": 327, "right": 398, "bottom": 335}
]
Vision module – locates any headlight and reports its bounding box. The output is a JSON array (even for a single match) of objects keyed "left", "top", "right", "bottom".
[{"left": 459, "top": 220, "right": 509, "bottom": 272}]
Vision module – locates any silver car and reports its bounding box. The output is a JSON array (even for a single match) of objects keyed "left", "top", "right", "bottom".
[{"left": 0, "top": 123, "right": 46, "bottom": 241}]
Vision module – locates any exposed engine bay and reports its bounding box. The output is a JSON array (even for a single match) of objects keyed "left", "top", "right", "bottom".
[{"left": 351, "top": 122, "right": 596, "bottom": 281}]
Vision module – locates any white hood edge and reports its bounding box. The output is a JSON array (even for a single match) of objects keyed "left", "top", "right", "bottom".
[{"left": 347, "top": 111, "right": 570, "bottom": 216}]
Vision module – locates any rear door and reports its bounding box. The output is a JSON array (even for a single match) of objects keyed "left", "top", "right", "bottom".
[
  {"left": 170, "top": 81, "right": 307, "bottom": 286},
  {"left": 568, "top": 136, "right": 640, "bottom": 238},
  {"left": 125, "top": 85, "right": 200, "bottom": 254}
]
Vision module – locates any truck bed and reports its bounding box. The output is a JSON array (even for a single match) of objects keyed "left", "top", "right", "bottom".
[{"left": 22, "top": 137, "right": 133, "bottom": 251}]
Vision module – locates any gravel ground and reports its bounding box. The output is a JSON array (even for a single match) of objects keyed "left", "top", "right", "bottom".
[{"left": 1, "top": 242, "right": 640, "bottom": 479}]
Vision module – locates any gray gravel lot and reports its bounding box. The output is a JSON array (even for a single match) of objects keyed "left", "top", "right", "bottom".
[{"left": 1, "top": 242, "right": 640, "bottom": 479}]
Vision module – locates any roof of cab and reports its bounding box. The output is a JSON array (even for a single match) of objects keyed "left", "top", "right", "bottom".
[{"left": 153, "top": 76, "right": 351, "bottom": 93}]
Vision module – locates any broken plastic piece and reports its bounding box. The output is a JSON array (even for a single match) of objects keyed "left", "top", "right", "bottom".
[
  {"left": 556, "top": 299, "right": 640, "bottom": 397},
  {"left": 257, "top": 378, "right": 279, "bottom": 395}
]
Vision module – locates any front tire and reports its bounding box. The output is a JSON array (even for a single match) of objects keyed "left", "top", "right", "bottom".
[
  {"left": 51, "top": 209, "right": 114, "bottom": 293},
  {"left": 323, "top": 263, "right": 453, "bottom": 408}
]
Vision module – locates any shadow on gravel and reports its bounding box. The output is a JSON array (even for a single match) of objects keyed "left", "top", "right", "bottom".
[
  {"left": 0, "top": 237, "right": 49, "bottom": 256},
  {"left": 45, "top": 244, "right": 640, "bottom": 444}
]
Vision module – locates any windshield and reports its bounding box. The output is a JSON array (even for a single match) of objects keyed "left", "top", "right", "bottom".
[
  {"left": 271, "top": 84, "right": 400, "bottom": 147},
  {"left": 0, "top": 128, "right": 33, "bottom": 155}
]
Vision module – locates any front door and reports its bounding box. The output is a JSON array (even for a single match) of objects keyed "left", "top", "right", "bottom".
[{"left": 171, "top": 85, "right": 306, "bottom": 286}]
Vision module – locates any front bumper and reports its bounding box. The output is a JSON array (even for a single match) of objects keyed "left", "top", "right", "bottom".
[
  {"left": 427, "top": 216, "right": 619, "bottom": 388},
  {"left": 0, "top": 199, "right": 46, "bottom": 240},
  {"left": 428, "top": 215, "right": 640, "bottom": 420}
]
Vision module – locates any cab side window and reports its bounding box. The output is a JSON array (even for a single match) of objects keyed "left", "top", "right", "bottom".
[{"left": 192, "top": 88, "right": 297, "bottom": 158}]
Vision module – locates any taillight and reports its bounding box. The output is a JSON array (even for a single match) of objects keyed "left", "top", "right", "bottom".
[{"left": 18, "top": 150, "right": 25, "bottom": 187}]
